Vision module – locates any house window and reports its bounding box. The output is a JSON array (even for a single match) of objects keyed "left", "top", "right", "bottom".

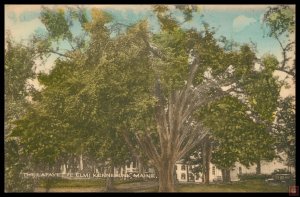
[
  {"left": 239, "top": 167, "right": 242, "bottom": 174},
  {"left": 181, "top": 173, "right": 186, "bottom": 180},
  {"left": 181, "top": 165, "right": 186, "bottom": 170},
  {"left": 127, "top": 163, "right": 130, "bottom": 168},
  {"left": 212, "top": 166, "right": 216, "bottom": 175}
]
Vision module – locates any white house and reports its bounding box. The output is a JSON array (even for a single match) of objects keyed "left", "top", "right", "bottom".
[
  {"left": 174, "top": 152, "right": 294, "bottom": 183},
  {"left": 174, "top": 161, "right": 222, "bottom": 183},
  {"left": 60, "top": 152, "right": 294, "bottom": 182}
]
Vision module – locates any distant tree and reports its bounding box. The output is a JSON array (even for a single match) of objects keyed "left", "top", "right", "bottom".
[
  {"left": 263, "top": 5, "right": 295, "bottom": 79},
  {"left": 273, "top": 96, "right": 295, "bottom": 168},
  {"left": 263, "top": 4, "right": 295, "bottom": 169}
]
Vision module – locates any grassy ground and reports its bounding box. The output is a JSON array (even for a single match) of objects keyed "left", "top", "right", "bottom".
[
  {"left": 35, "top": 179, "right": 157, "bottom": 192},
  {"left": 38, "top": 179, "right": 105, "bottom": 188},
  {"left": 35, "top": 179, "right": 291, "bottom": 192},
  {"left": 177, "top": 179, "right": 290, "bottom": 192}
]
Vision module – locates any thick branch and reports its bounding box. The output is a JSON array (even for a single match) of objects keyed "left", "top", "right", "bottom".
[
  {"left": 47, "top": 49, "right": 72, "bottom": 59},
  {"left": 135, "top": 133, "right": 161, "bottom": 166},
  {"left": 142, "top": 36, "right": 167, "bottom": 61},
  {"left": 120, "top": 129, "right": 140, "bottom": 158},
  {"left": 273, "top": 33, "right": 295, "bottom": 79},
  {"left": 177, "top": 124, "right": 209, "bottom": 160}
]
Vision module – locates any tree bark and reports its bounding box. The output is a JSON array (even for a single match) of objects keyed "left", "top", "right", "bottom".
[
  {"left": 132, "top": 53, "right": 216, "bottom": 192},
  {"left": 227, "top": 169, "right": 231, "bottom": 182},
  {"left": 202, "top": 137, "right": 211, "bottom": 184},
  {"left": 158, "top": 159, "right": 176, "bottom": 192},
  {"left": 105, "top": 162, "right": 115, "bottom": 192},
  {"left": 137, "top": 156, "right": 144, "bottom": 174},
  {"left": 206, "top": 139, "right": 212, "bottom": 184},
  {"left": 202, "top": 139, "right": 207, "bottom": 183},
  {"left": 221, "top": 169, "right": 231, "bottom": 183},
  {"left": 256, "top": 160, "right": 261, "bottom": 175},
  {"left": 187, "top": 165, "right": 189, "bottom": 182}
]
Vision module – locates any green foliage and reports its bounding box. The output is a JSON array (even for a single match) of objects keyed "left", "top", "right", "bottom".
[
  {"left": 83, "top": 8, "right": 112, "bottom": 34},
  {"left": 11, "top": 106, "right": 69, "bottom": 168},
  {"left": 152, "top": 28, "right": 189, "bottom": 92},
  {"left": 243, "top": 72, "right": 280, "bottom": 122},
  {"left": 175, "top": 5, "right": 200, "bottom": 22},
  {"left": 273, "top": 96, "right": 295, "bottom": 167},
  {"left": 238, "top": 173, "right": 271, "bottom": 181},
  {"left": 193, "top": 27, "right": 237, "bottom": 83},
  {"left": 5, "top": 37, "right": 35, "bottom": 100},
  {"left": 5, "top": 137, "right": 37, "bottom": 192},
  {"left": 152, "top": 5, "right": 180, "bottom": 32},
  {"left": 262, "top": 5, "right": 295, "bottom": 79},
  {"left": 6, "top": 6, "right": 291, "bottom": 192},
  {"left": 5, "top": 35, "right": 37, "bottom": 192},
  {"left": 262, "top": 5, "right": 295, "bottom": 168},
  {"left": 5, "top": 36, "right": 35, "bottom": 131},
  {"left": 271, "top": 168, "right": 292, "bottom": 175},
  {"left": 263, "top": 5, "right": 295, "bottom": 37},
  {"left": 196, "top": 96, "right": 276, "bottom": 170},
  {"left": 233, "top": 45, "right": 256, "bottom": 78},
  {"left": 40, "top": 7, "right": 73, "bottom": 40},
  {"left": 261, "top": 54, "right": 279, "bottom": 72},
  {"left": 153, "top": 5, "right": 201, "bottom": 32}
]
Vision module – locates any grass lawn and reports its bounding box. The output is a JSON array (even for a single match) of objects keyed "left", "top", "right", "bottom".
[
  {"left": 35, "top": 179, "right": 291, "bottom": 192},
  {"left": 36, "top": 178, "right": 156, "bottom": 192},
  {"left": 177, "top": 179, "right": 290, "bottom": 192}
]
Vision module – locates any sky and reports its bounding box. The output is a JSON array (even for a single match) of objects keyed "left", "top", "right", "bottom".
[{"left": 4, "top": 4, "right": 295, "bottom": 97}]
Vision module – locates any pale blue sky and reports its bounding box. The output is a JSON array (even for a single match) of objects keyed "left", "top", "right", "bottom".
[
  {"left": 5, "top": 5, "right": 285, "bottom": 59},
  {"left": 4, "top": 5, "right": 295, "bottom": 97}
]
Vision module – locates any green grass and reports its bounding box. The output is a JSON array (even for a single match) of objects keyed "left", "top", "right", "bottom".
[
  {"left": 177, "top": 179, "right": 290, "bottom": 192},
  {"left": 39, "top": 179, "right": 106, "bottom": 188},
  {"left": 37, "top": 179, "right": 290, "bottom": 192},
  {"left": 38, "top": 178, "right": 150, "bottom": 188}
]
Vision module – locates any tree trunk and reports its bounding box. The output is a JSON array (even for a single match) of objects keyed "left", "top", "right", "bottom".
[
  {"left": 133, "top": 75, "right": 210, "bottom": 192},
  {"left": 227, "top": 169, "right": 231, "bottom": 182},
  {"left": 256, "top": 160, "right": 261, "bottom": 175},
  {"left": 222, "top": 169, "right": 231, "bottom": 183},
  {"left": 105, "top": 162, "right": 115, "bottom": 192},
  {"left": 137, "top": 156, "right": 144, "bottom": 174},
  {"left": 158, "top": 159, "right": 176, "bottom": 192},
  {"left": 173, "top": 166, "right": 178, "bottom": 185},
  {"left": 206, "top": 140, "right": 212, "bottom": 184},
  {"left": 202, "top": 139, "right": 207, "bottom": 184},
  {"left": 202, "top": 137, "right": 211, "bottom": 184},
  {"left": 221, "top": 169, "right": 225, "bottom": 183},
  {"left": 187, "top": 165, "right": 189, "bottom": 182}
]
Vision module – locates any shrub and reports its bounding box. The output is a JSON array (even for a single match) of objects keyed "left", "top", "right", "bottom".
[
  {"left": 271, "top": 168, "right": 291, "bottom": 175},
  {"left": 238, "top": 173, "right": 271, "bottom": 181}
]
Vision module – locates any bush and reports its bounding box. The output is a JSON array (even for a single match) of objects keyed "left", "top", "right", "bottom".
[
  {"left": 238, "top": 173, "right": 271, "bottom": 181},
  {"left": 115, "top": 177, "right": 154, "bottom": 184},
  {"left": 271, "top": 169, "right": 291, "bottom": 175}
]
